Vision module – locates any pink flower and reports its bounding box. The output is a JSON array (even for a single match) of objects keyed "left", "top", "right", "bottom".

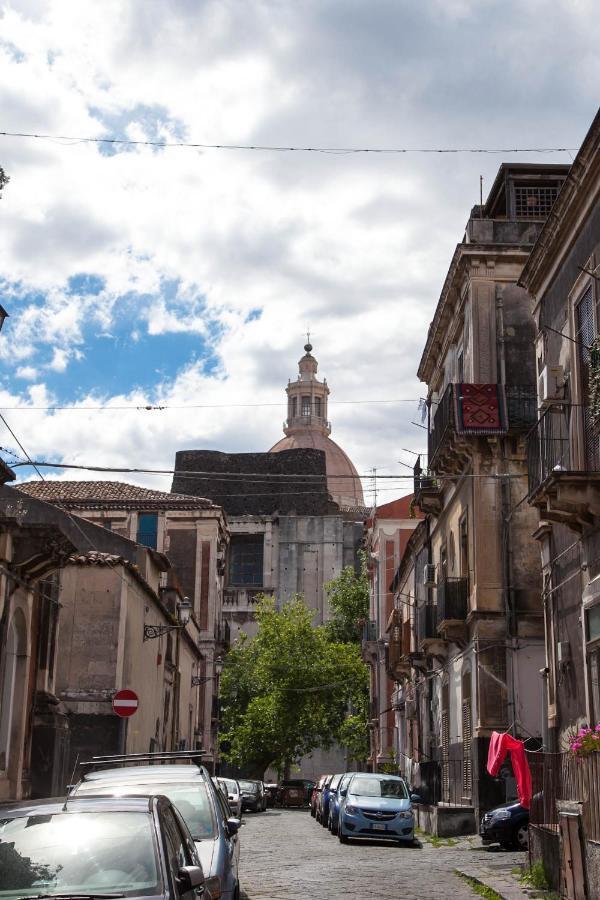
[
  {"left": 572, "top": 742, "right": 582, "bottom": 751},
  {"left": 595, "top": 724, "right": 600, "bottom": 732}
]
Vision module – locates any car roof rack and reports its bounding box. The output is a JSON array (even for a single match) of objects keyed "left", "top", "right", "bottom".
[{"left": 79, "top": 750, "right": 210, "bottom": 772}]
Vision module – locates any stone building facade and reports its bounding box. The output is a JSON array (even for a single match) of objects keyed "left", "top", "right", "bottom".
[
  {"left": 362, "top": 496, "right": 422, "bottom": 771},
  {"left": 393, "top": 162, "right": 570, "bottom": 832},
  {"left": 518, "top": 110, "right": 600, "bottom": 893},
  {"left": 17, "top": 480, "right": 228, "bottom": 770}
]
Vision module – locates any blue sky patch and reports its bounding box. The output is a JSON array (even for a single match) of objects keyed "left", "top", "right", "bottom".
[{"left": 88, "top": 103, "right": 187, "bottom": 156}]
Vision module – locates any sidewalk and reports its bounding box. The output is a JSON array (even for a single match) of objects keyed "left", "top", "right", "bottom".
[{"left": 425, "top": 833, "right": 533, "bottom": 900}]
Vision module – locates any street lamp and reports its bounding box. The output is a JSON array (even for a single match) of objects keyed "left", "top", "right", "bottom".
[
  {"left": 191, "top": 655, "right": 224, "bottom": 686},
  {"left": 143, "top": 597, "right": 193, "bottom": 641},
  {"left": 0, "top": 305, "right": 9, "bottom": 333}
]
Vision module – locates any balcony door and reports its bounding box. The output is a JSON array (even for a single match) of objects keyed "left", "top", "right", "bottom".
[{"left": 575, "top": 286, "right": 600, "bottom": 469}]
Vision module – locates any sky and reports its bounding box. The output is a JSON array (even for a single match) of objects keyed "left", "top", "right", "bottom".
[{"left": 0, "top": 0, "right": 598, "bottom": 505}]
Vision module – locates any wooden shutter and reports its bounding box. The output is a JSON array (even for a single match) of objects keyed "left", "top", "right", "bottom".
[
  {"left": 462, "top": 699, "right": 472, "bottom": 799},
  {"left": 441, "top": 709, "right": 450, "bottom": 803}
]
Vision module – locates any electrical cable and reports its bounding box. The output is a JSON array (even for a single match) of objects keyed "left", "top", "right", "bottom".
[
  {"left": 0, "top": 398, "right": 423, "bottom": 411},
  {"left": 0, "top": 130, "right": 579, "bottom": 155}
]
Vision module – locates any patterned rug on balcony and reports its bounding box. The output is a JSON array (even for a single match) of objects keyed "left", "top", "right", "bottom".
[{"left": 454, "top": 383, "right": 508, "bottom": 434}]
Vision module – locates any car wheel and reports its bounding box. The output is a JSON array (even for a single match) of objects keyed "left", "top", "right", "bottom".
[
  {"left": 310, "top": 807, "right": 316, "bottom": 818},
  {"left": 515, "top": 824, "right": 529, "bottom": 850},
  {"left": 338, "top": 828, "right": 349, "bottom": 844}
]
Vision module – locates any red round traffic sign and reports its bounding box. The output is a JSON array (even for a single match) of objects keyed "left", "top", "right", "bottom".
[{"left": 112, "top": 688, "right": 139, "bottom": 718}]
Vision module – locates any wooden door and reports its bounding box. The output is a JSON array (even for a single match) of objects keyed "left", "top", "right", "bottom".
[{"left": 560, "top": 813, "right": 587, "bottom": 900}]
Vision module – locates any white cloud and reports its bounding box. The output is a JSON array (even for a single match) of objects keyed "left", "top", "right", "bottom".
[{"left": 0, "top": 0, "right": 597, "bottom": 499}]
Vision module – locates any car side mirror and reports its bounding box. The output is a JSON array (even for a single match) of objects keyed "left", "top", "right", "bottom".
[
  {"left": 340, "top": 789, "right": 347, "bottom": 797},
  {"left": 410, "top": 793, "right": 422, "bottom": 804},
  {"left": 226, "top": 817, "right": 241, "bottom": 836},
  {"left": 176, "top": 865, "right": 205, "bottom": 893}
]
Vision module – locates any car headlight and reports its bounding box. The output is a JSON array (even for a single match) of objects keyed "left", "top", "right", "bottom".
[
  {"left": 490, "top": 809, "right": 511, "bottom": 820},
  {"left": 345, "top": 804, "right": 358, "bottom": 815},
  {"left": 205, "top": 875, "right": 222, "bottom": 898},
  {"left": 398, "top": 811, "right": 412, "bottom": 819}
]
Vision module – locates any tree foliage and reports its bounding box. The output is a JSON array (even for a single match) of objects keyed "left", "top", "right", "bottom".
[
  {"left": 324, "top": 551, "right": 369, "bottom": 644},
  {"left": 219, "top": 595, "right": 368, "bottom": 777}
]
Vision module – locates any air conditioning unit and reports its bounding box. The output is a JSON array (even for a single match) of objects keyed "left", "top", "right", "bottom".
[
  {"left": 538, "top": 365, "right": 564, "bottom": 408},
  {"left": 423, "top": 564, "right": 436, "bottom": 588}
]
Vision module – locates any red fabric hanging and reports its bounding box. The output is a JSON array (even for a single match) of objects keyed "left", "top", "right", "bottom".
[{"left": 487, "top": 731, "right": 532, "bottom": 809}]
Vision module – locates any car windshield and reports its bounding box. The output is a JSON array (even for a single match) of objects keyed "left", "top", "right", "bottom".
[
  {"left": 329, "top": 775, "right": 342, "bottom": 790},
  {"left": 220, "top": 780, "right": 238, "bottom": 793},
  {"left": 0, "top": 811, "right": 159, "bottom": 898},
  {"left": 75, "top": 780, "right": 216, "bottom": 840},
  {"left": 238, "top": 781, "right": 258, "bottom": 793},
  {"left": 349, "top": 777, "right": 408, "bottom": 799}
]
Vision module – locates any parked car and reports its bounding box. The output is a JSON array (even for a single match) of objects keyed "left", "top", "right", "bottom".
[
  {"left": 239, "top": 778, "right": 266, "bottom": 812},
  {"left": 0, "top": 794, "right": 206, "bottom": 900},
  {"left": 480, "top": 800, "right": 529, "bottom": 850},
  {"left": 264, "top": 782, "right": 279, "bottom": 807},
  {"left": 338, "top": 773, "right": 415, "bottom": 844},
  {"left": 277, "top": 778, "right": 316, "bottom": 808},
  {"left": 320, "top": 773, "right": 343, "bottom": 827},
  {"left": 311, "top": 774, "right": 328, "bottom": 818},
  {"left": 328, "top": 772, "right": 356, "bottom": 833},
  {"left": 70, "top": 750, "right": 240, "bottom": 900},
  {"left": 217, "top": 777, "right": 243, "bottom": 819},
  {"left": 315, "top": 774, "right": 333, "bottom": 823}
]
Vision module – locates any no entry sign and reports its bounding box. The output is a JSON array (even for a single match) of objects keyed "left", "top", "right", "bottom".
[{"left": 112, "top": 688, "right": 139, "bottom": 718}]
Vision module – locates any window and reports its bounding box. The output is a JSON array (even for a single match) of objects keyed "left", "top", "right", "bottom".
[
  {"left": 459, "top": 513, "right": 469, "bottom": 579},
  {"left": 228, "top": 535, "right": 264, "bottom": 586},
  {"left": 301, "top": 396, "right": 311, "bottom": 416},
  {"left": 514, "top": 183, "right": 559, "bottom": 218},
  {"left": 576, "top": 286, "right": 600, "bottom": 468},
  {"left": 314, "top": 397, "right": 322, "bottom": 417},
  {"left": 137, "top": 513, "right": 158, "bottom": 549},
  {"left": 291, "top": 397, "right": 297, "bottom": 417}
]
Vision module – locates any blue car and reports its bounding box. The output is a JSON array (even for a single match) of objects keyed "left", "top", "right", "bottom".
[
  {"left": 327, "top": 772, "right": 355, "bottom": 833},
  {"left": 320, "top": 773, "right": 343, "bottom": 828},
  {"left": 338, "top": 773, "right": 415, "bottom": 845}
]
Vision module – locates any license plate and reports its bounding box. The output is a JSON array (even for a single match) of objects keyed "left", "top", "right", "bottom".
[{"left": 372, "top": 823, "right": 386, "bottom": 831}]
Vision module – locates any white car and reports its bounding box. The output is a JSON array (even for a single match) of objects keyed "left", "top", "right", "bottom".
[{"left": 218, "top": 776, "right": 243, "bottom": 818}]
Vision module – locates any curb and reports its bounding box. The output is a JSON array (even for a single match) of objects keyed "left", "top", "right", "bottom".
[{"left": 455, "top": 866, "right": 531, "bottom": 900}]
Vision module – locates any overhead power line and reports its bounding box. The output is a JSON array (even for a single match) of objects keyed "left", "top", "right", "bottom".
[
  {"left": 0, "top": 130, "right": 578, "bottom": 156},
  {"left": 0, "top": 397, "right": 422, "bottom": 412},
  {"left": 8, "top": 460, "right": 527, "bottom": 480}
]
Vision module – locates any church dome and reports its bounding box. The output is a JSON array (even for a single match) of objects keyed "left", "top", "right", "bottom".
[{"left": 268, "top": 342, "right": 365, "bottom": 509}]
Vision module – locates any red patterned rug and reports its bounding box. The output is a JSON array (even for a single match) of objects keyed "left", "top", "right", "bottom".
[{"left": 454, "top": 383, "right": 508, "bottom": 434}]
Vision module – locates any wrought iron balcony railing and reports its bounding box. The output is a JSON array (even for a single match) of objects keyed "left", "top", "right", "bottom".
[
  {"left": 527, "top": 405, "right": 572, "bottom": 496},
  {"left": 416, "top": 602, "right": 437, "bottom": 646},
  {"left": 437, "top": 577, "right": 468, "bottom": 624},
  {"left": 428, "top": 383, "right": 537, "bottom": 472}
]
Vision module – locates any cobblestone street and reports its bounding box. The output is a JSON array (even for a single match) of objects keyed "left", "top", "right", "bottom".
[{"left": 237, "top": 809, "right": 529, "bottom": 900}]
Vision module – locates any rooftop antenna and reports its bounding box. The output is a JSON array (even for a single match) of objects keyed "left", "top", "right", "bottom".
[{"left": 479, "top": 175, "right": 484, "bottom": 218}]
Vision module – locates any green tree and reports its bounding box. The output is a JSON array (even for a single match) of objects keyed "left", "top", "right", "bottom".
[
  {"left": 219, "top": 595, "right": 368, "bottom": 777},
  {"left": 324, "top": 551, "right": 369, "bottom": 644}
]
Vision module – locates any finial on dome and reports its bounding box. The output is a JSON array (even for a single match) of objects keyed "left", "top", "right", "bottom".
[{"left": 304, "top": 328, "right": 312, "bottom": 354}]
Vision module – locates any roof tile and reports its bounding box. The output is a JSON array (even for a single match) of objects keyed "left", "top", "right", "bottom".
[{"left": 17, "top": 480, "right": 218, "bottom": 511}]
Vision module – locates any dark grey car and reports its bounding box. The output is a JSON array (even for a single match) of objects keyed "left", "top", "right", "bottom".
[{"left": 0, "top": 794, "right": 205, "bottom": 899}]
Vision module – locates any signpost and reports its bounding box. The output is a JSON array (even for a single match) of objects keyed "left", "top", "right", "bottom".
[{"left": 112, "top": 688, "right": 139, "bottom": 718}]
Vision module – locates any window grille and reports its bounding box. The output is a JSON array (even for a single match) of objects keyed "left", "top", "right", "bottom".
[
  {"left": 301, "top": 396, "right": 311, "bottom": 416},
  {"left": 228, "top": 535, "right": 264, "bottom": 586},
  {"left": 514, "top": 184, "right": 559, "bottom": 218},
  {"left": 462, "top": 699, "right": 472, "bottom": 798},
  {"left": 314, "top": 397, "right": 322, "bottom": 417}
]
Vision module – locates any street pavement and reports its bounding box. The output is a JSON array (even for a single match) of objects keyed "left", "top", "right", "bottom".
[{"left": 237, "top": 808, "right": 531, "bottom": 900}]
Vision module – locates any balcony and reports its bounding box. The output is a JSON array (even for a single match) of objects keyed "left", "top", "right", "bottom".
[
  {"left": 437, "top": 577, "right": 469, "bottom": 643},
  {"left": 415, "top": 602, "right": 447, "bottom": 658},
  {"left": 527, "top": 405, "right": 600, "bottom": 527},
  {"left": 413, "top": 456, "right": 442, "bottom": 516},
  {"left": 361, "top": 619, "right": 378, "bottom": 662},
  {"left": 428, "top": 383, "right": 536, "bottom": 476},
  {"left": 223, "top": 587, "right": 272, "bottom": 612},
  {"left": 385, "top": 610, "right": 411, "bottom": 679}
]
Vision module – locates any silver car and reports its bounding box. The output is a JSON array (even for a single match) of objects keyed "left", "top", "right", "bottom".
[
  {"left": 71, "top": 752, "right": 241, "bottom": 900},
  {"left": 218, "top": 777, "right": 243, "bottom": 819}
]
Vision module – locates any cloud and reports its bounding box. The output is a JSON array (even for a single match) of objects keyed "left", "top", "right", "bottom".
[{"left": 0, "top": 0, "right": 597, "bottom": 498}]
